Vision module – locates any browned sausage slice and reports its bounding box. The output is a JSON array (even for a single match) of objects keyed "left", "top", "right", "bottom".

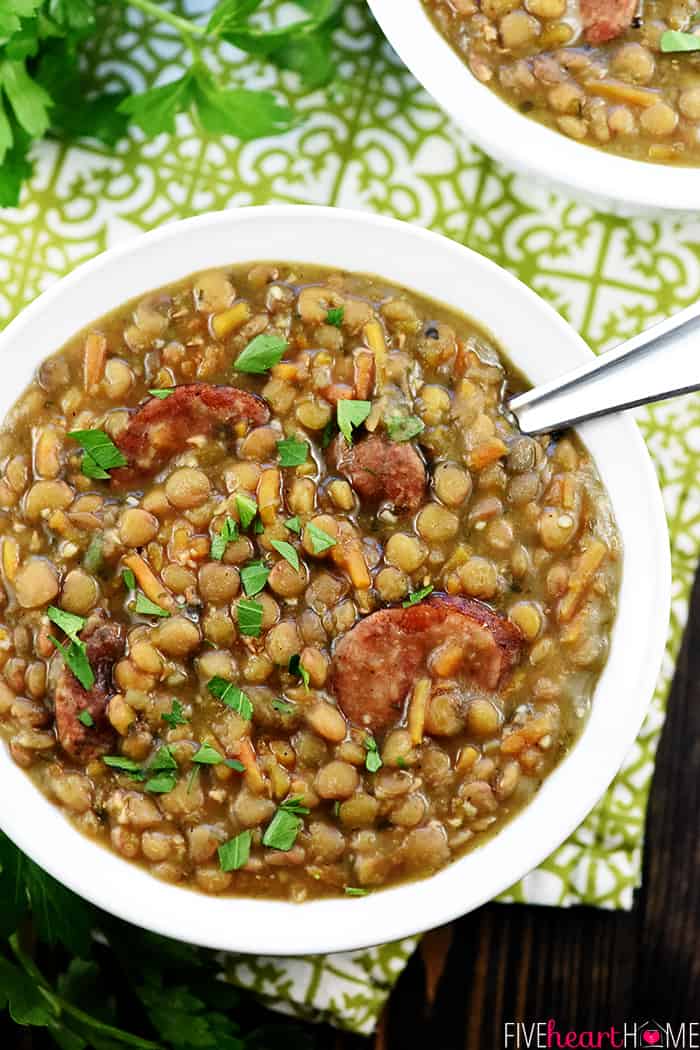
[
  {"left": 330, "top": 434, "right": 426, "bottom": 514},
  {"left": 54, "top": 617, "right": 125, "bottom": 761},
  {"left": 112, "top": 383, "right": 269, "bottom": 484},
  {"left": 580, "top": 0, "right": 637, "bottom": 44},
  {"left": 330, "top": 593, "right": 522, "bottom": 733}
]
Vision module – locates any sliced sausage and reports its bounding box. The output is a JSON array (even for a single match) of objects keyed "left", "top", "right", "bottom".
[
  {"left": 54, "top": 616, "right": 125, "bottom": 761},
  {"left": 580, "top": 0, "right": 637, "bottom": 44},
  {"left": 330, "top": 434, "right": 426, "bottom": 514},
  {"left": 112, "top": 384, "right": 269, "bottom": 484},
  {"left": 330, "top": 593, "right": 522, "bottom": 733}
]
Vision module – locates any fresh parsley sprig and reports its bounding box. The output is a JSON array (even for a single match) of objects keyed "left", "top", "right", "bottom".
[{"left": 0, "top": 0, "right": 342, "bottom": 208}]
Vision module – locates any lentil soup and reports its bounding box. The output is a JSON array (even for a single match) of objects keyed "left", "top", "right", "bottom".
[
  {"left": 0, "top": 263, "right": 620, "bottom": 900},
  {"left": 423, "top": 0, "right": 700, "bottom": 164}
]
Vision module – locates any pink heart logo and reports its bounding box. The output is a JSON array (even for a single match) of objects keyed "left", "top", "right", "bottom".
[{"left": 642, "top": 1032, "right": 660, "bottom": 1046}]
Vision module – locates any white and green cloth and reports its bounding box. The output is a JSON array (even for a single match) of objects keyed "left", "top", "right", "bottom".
[{"left": 1, "top": 0, "right": 697, "bottom": 1034}]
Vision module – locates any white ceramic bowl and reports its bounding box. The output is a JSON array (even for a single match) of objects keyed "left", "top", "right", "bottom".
[
  {"left": 368, "top": 0, "right": 698, "bottom": 215},
  {"left": 0, "top": 207, "right": 670, "bottom": 955}
]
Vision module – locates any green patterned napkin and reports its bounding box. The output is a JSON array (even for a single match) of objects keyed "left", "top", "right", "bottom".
[{"left": 1, "top": 0, "right": 698, "bottom": 1035}]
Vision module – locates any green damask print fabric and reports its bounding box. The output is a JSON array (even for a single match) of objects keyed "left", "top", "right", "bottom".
[{"left": 0, "top": 0, "right": 698, "bottom": 1035}]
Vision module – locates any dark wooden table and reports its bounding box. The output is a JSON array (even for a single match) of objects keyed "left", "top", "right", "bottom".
[{"left": 318, "top": 568, "right": 700, "bottom": 1050}]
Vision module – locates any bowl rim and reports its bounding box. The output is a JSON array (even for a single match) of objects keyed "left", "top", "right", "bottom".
[
  {"left": 0, "top": 206, "right": 671, "bottom": 955},
  {"left": 367, "top": 0, "right": 698, "bottom": 213}
]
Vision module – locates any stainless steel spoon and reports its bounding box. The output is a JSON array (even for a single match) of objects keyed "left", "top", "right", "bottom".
[{"left": 508, "top": 299, "right": 700, "bottom": 435}]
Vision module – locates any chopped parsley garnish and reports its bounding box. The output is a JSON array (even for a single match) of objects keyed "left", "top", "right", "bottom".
[
  {"left": 121, "top": 568, "right": 136, "bottom": 591},
  {"left": 253, "top": 517, "right": 264, "bottom": 535},
  {"left": 144, "top": 773, "right": 177, "bottom": 794},
  {"left": 47, "top": 607, "right": 94, "bottom": 689},
  {"left": 284, "top": 515, "right": 301, "bottom": 534},
  {"left": 233, "top": 333, "right": 287, "bottom": 374},
  {"left": 326, "top": 306, "right": 344, "bottom": 328},
  {"left": 660, "top": 29, "right": 700, "bottom": 52},
  {"left": 396, "top": 756, "right": 407, "bottom": 770},
  {"left": 337, "top": 399, "right": 371, "bottom": 445},
  {"left": 240, "top": 559, "right": 270, "bottom": 597},
  {"left": 143, "top": 745, "right": 178, "bottom": 794},
  {"left": 236, "top": 597, "right": 263, "bottom": 637},
  {"left": 77, "top": 709, "right": 94, "bottom": 728},
  {"left": 225, "top": 758, "right": 246, "bottom": 772},
  {"left": 277, "top": 435, "right": 309, "bottom": 467},
  {"left": 192, "top": 742, "right": 223, "bottom": 765},
  {"left": 344, "top": 887, "right": 369, "bottom": 897},
  {"left": 133, "top": 592, "right": 171, "bottom": 618},
  {"left": 305, "top": 522, "right": 336, "bottom": 554},
  {"left": 210, "top": 516, "right": 238, "bottom": 561},
  {"left": 162, "top": 699, "right": 188, "bottom": 728},
  {"left": 363, "top": 734, "right": 383, "bottom": 773},
  {"left": 218, "top": 830, "right": 252, "bottom": 872},
  {"left": 271, "top": 698, "right": 295, "bottom": 714},
  {"left": 47, "top": 606, "right": 86, "bottom": 642},
  {"left": 262, "top": 795, "right": 309, "bottom": 852},
  {"left": 207, "top": 676, "right": 253, "bottom": 720},
  {"left": 386, "top": 414, "right": 425, "bottom": 443},
  {"left": 68, "top": 429, "right": 127, "bottom": 480},
  {"left": 403, "top": 584, "right": 433, "bottom": 608},
  {"left": 147, "top": 388, "right": 174, "bottom": 399},
  {"left": 235, "top": 492, "right": 258, "bottom": 530},
  {"left": 270, "top": 539, "right": 300, "bottom": 571},
  {"left": 288, "top": 653, "right": 310, "bottom": 690},
  {"left": 103, "top": 755, "right": 143, "bottom": 775}
]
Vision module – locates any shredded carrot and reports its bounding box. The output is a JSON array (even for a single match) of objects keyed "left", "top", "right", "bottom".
[
  {"left": 558, "top": 540, "right": 607, "bottom": 623},
  {"left": 122, "top": 553, "right": 174, "bottom": 611}
]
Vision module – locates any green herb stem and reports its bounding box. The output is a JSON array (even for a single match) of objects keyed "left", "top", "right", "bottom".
[
  {"left": 10, "top": 933, "right": 164, "bottom": 1049},
  {"left": 123, "top": 0, "right": 206, "bottom": 40}
]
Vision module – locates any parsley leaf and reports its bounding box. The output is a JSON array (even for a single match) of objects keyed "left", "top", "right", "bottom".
[
  {"left": 236, "top": 597, "right": 263, "bottom": 637},
  {"left": 240, "top": 559, "right": 270, "bottom": 597},
  {"left": 272, "top": 697, "right": 295, "bottom": 714},
  {"left": 262, "top": 795, "right": 309, "bottom": 851},
  {"left": 326, "top": 305, "right": 344, "bottom": 327},
  {"left": 660, "top": 29, "right": 700, "bottom": 51},
  {"left": 218, "top": 830, "right": 251, "bottom": 872},
  {"left": 386, "top": 413, "right": 425, "bottom": 443},
  {"left": 122, "top": 567, "right": 136, "bottom": 591},
  {"left": 270, "top": 539, "right": 300, "bottom": 571},
  {"left": 162, "top": 699, "right": 188, "bottom": 728},
  {"left": 49, "top": 635, "right": 94, "bottom": 690},
  {"left": 225, "top": 758, "right": 245, "bottom": 772},
  {"left": 148, "top": 387, "right": 174, "bottom": 399},
  {"left": 192, "top": 742, "right": 223, "bottom": 765},
  {"left": 235, "top": 491, "right": 257, "bottom": 529},
  {"left": 305, "top": 521, "right": 336, "bottom": 553},
  {"left": 210, "top": 516, "right": 238, "bottom": 560},
  {"left": 192, "top": 65, "right": 296, "bottom": 140},
  {"left": 77, "top": 709, "right": 94, "bottom": 728},
  {"left": 144, "top": 772, "right": 177, "bottom": 794},
  {"left": 68, "top": 428, "right": 127, "bottom": 480},
  {"left": 284, "top": 515, "right": 301, "bottom": 534},
  {"left": 207, "top": 676, "right": 253, "bottom": 719},
  {"left": 233, "top": 332, "right": 287, "bottom": 374},
  {"left": 134, "top": 592, "right": 171, "bottom": 618},
  {"left": 363, "top": 734, "right": 383, "bottom": 773},
  {"left": 118, "top": 71, "right": 194, "bottom": 136},
  {"left": 337, "top": 399, "right": 371, "bottom": 445},
  {"left": 403, "top": 584, "right": 433, "bottom": 608},
  {"left": 103, "top": 755, "right": 143, "bottom": 775},
  {"left": 344, "top": 886, "right": 369, "bottom": 897},
  {"left": 321, "top": 417, "right": 338, "bottom": 449},
  {"left": 277, "top": 434, "right": 309, "bottom": 467},
  {"left": 288, "top": 652, "right": 310, "bottom": 690},
  {"left": 47, "top": 605, "right": 85, "bottom": 643}
]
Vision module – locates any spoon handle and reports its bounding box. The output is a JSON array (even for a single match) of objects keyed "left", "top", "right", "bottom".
[{"left": 508, "top": 299, "right": 700, "bottom": 435}]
